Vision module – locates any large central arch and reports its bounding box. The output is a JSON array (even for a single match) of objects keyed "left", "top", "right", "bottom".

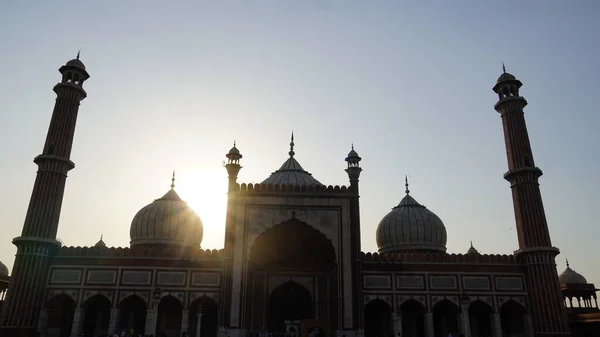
[{"left": 246, "top": 218, "right": 338, "bottom": 332}]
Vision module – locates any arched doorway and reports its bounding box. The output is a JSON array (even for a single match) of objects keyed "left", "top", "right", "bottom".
[
  {"left": 46, "top": 294, "right": 76, "bottom": 337},
  {"left": 400, "top": 299, "right": 426, "bottom": 337},
  {"left": 268, "top": 281, "right": 313, "bottom": 333},
  {"left": 156, "top": 296, "right": 183, "bottom": 336},
  {"left": 248, "top": 218, "right": 337, "bottom": 331},
  {"left": 432, "top": 300, "right": 459, "bottom": 337},
  {"left": 500, "top": 300, "right": 526, "bottom": 337},
  {"left": 364, "top": 299, "right": 392, "bottom": 337},
  {"left": 118, "top": 295, "right": 147, "bottom": 335},
  {"left": 469, "top": 300, "right": 493, "bottom": 337},
  {"left": 189, "top": 296, "right": 219, "bottom": 337},
  {"left": 82, "top": 294, "right": 111, "bottom": 337}
]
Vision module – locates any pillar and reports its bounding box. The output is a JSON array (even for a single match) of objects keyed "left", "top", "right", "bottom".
[
  {"left": 425, "top": 313, "right": 434, "bottom": 337},
  {"left": 523, "top": 314, "right": 534, "bottom": 337},
  {"left": 37, "top": 308, "right": 48, "bottom": 337},
  {"left": 182, "top": 309, "right": 189, "bottom": 334},
  {"left": 108, "top": 308, "right": 120, "bottom": 334},
  {"left": 492, "top": 313, "right": 502, "bottom": 337},
  {"left": 461, "top": 307, "right": 471, "bottom": 337},
  {"left": 145, "top": 308, "right": 158, "bottom": 336},
  {"left": 392, "top": 312, "right": 402, "bottom": 337},
  {"left": 70, "top": 308, "right": 83, "bottom": 337}
]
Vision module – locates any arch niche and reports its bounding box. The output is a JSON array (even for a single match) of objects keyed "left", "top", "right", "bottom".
[
  {"left": 81, "top": 294, "right": 111, "bottom": 337},
  {"left": 156, "top": 295, "right": 183, "bottom": 336},
  {"left": 500, "top": 300, "right": 527, "bottom": 337},
  {"left": 400, "top": 299, "right": 426, "bottom": 337},
  {"left": 247, "top": 218, "right": 337, "bottom": 332},
  {"left": 469, "top": 300, "right": 493, "bottom": 337},
  {"left": 118, "top": 295, "right": 147, "bottom": 334},
  {"left": 46, "top": 294, "right": 76, "bottom": 337},
  {"left": 432, "top": 299, "right": 459, "bottom": 337},
  {"left": 188, "top": 296, "right": 219, "bottom": 337},
  {"left": 364, "top": 299, "right": 392, "bottom": 337}
]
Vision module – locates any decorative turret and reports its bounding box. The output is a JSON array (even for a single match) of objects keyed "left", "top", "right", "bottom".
[
  {"left": 94, "top": 234, "right": 107, "bottom": 249},
  {"left": 345, "top": 144, "right": 362, "bottom": 192},
  {"left": 225, "top": 141, "right": 242, "bottom": 191},
  {"left": 493, "top": 65, "right": 571, "bottom": 335},
  {"left": 467, "top": 241, "right": 480, "bottom": 255}
]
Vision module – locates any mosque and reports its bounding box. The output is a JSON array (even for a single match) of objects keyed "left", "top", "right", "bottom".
[{"left": 0, "top": 56, "right": 598, "bottom": 337}]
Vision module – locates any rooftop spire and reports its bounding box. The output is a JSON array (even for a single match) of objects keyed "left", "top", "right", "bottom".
[
  {"left": 566, "top": 258, "right": 570, "bottom": 268},
  {"left": 405, "top": 175, "right": 410, "bottom": 194},
  {"left": 100, "top": 234, "right": 103, "bottom": 241},
  {"left": 233, "top": 140, "right": 236, "bottom": 147},
  {"left": 289, "top": 131, "right": 295, "bottom": 158},
  {"left": 77, "top": 50, "right": 81, "bottom": 60},
  {"left": 502, "top": 62, "right": 506, "bottom": 73},
  {"left": 170, "top": 171, "right": 175, "bottom": 190}
]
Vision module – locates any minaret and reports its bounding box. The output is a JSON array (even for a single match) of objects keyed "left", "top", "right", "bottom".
[
  {"left": 345, "top": 144, "right": 363, "bottom": 328},
  {"left": 221, "top": 141, "right": 242, "bottom": 327},
  {"left": 0, "top": 54, "right": 89, "bottom": 335},
  {"left": 493, "top": 67, "right": 570, "bottom": 336}
]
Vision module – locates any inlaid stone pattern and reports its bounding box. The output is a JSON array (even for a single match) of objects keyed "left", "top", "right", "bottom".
[
  {"left": 396, "top": 275, "right": 425, "bottom": 289},
  {"left": 396, "top": 294, "right": 426, "bottom": 308},
  {"left": 191, "top": 272, "right": 221, "bottom": 287},
  {"left": 122, "top": 270, "right": 152, "bottom": 285},
  {"left": 429, "top": 276, "right": 457, "bottom": 290},
  {"left": 50, "top": 269, "right": 82, "bottom": 284},
  {"left": 82, "top": 290, "right": 114, "bottom": 303},
  {"left": 364, "top": 294, "right": 392, "bottom": 307},
  {"left": 495, "top": 276, "right": 523, "bottom": 291},
  {"left": 432, "top": 295, "right": 459, "bottom": 307},
  {"left": 462, "top": 276, "right": 490, "bottom": 290},
  {"left": 157, "top": 271, "right": 186, "bottom": 286},
  {"left": 363, "top": 275, "right": 391, "bottom": 289},
  {"left": 497, "top": 295, "right": 527, "bottom": 308},
  {"left": 118, "top": 291, "right": 149, "bottom": 305},
  {"left": 87, "top": 270, "right": 117, "bottom": 285},
  {"left": 47, "top": 289, "right": 79, "bottom": 302}
]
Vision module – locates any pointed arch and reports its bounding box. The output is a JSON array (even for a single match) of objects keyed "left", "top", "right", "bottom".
[
  {"left": 268, "top": 281, "right": 313, "bottom": 333},
  {"left": 400, "top": 299, "right": 426, "bottom": 337},
  {"left": 118, "top": 294, "right": 147, "bottom": 334},
  {"left": 156, "top": 295, "right": 183, "bottom": 336},
  {"left": 46, "top": 294, "right": 75, "bottom": 337},
  {"left": 189, "top": 296, "right": 219, "bottom": 337},
  {"left": 432, "top": 299, "right": 459, "bottom": 337},
  {"left": 500, "top": 300, "right": 527, "bottom": 337},
  {"left": 82, "top": 294, "right": 111, "bottom": 337},
  {"left": 364, "top": 299, "right": 392, "bottom": 337},
  {"left": 469, "top": 300, "right": 493, "bottom": 337}
]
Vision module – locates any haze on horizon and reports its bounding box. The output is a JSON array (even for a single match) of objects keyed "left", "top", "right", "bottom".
[{"left": 0, "top": 1, "right": 598, "bottom": 286}]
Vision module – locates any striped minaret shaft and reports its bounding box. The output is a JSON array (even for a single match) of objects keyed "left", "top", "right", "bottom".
[
  {"left": 0, "top": 55, "right": 89, "bottom": 333},
  {"left": 493, "top": 69, "right": 570, "bottom": 337}
]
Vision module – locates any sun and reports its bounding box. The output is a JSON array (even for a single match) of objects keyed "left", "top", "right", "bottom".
[{"left": 174, "top": 169, "right": 228, "bottom": 250}]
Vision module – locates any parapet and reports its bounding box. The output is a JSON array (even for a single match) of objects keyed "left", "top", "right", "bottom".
[
  {"left": 236, "top": 183, "right": 355, "bottom": 195},
  {"left": 360, "top": 251, "right": 517, "bottom": 264},
  {"left": 58, "top": 245, "right": 224, "bottom": 260}
]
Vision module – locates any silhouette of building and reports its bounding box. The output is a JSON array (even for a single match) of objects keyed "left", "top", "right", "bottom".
[{"left": 0, "top": 56, "right": 598, "bottom": 337}]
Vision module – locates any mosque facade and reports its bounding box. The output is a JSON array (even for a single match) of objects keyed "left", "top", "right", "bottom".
[{"left": 0, "top": 56, "right": 598, "bottom": 337}]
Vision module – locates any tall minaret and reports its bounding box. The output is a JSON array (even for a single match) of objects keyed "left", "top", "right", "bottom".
[
  {"left": 493, "top": 67, "right": 570, "bottom": 336},
  {"left": 345, "top": 145, "right": 363, "bottom": 329},
  {"left": 0, "top": 54, "right": 89, "bottom": 335}
]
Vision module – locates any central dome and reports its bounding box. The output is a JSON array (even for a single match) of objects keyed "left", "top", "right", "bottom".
[
  {"left": 376, "top": 179, "right": 447, "bottom": 253},
  {"left": 261, "top": 133, "right": 323, "bottom": 186},
  {"left": 130, "top": 176, "right": 203, "bottom": 247}
]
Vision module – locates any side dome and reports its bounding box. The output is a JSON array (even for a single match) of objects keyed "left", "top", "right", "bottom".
[
  {"left": 130, "top": 177, "right": 203, "bottom": 247},
  {"left": 558, "top": 260, "right": 587, "bottom": 285},
  {"left": 0, "top": 261, "right": 8, "bottom": 276},
  {"left": 376, "top": 178, "right": 447, "bottom": 253}
]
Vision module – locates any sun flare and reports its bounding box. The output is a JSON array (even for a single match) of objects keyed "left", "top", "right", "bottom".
[{"left": 174, "top": 169, "right": 228, "bottom": 250}]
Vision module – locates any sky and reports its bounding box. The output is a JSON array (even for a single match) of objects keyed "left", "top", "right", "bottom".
[{"left": 0, "top": 1, "right": 598, "bottom": 287}]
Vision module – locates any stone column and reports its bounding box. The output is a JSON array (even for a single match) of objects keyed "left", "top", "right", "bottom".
[
  {"left": 181, "top": 310, "right": 189, "bottom": 334},
  {"left": 425, "top": 313, "right": 434, "bottom": 337},
  {"left": 37, "top": 308, "right": 48, "bottom": 337},
  {"left": 145, "top": 308, "right": 157, "bottom": 336},
  {"left": 492, "top": 313, "right": 502, "bottom": 337},
  {"left": 70, "top": 308, "right": 83, "bottom": 337},
  {"left": 461, "top": 306, "right": 471, "bottom": 337},
  {"left": 392, "top": 312, "right": 402, "bottom": 337},
  {"left": 108, "top": 308, "right": 120, "bottom": 334},
  {"left": 523, "top": 314, "right": 534, "bottom": 337}
]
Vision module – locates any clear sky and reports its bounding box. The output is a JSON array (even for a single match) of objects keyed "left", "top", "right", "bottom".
[{"left": 0, "top": 1, "right": 598, "bottom": 286}]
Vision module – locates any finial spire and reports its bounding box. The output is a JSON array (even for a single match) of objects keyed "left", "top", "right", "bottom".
[
  {"left": 233, "top": 140, "right": 236, "bottom": 147},
  {"left": 470, "top": 240, "right": 473, "bottom": 247},
  {"left": 77, "top": 50, "right": 81, "bottom": 60},
  {"left": 405, "top": 175, "right": 410, "bottom": 194},
  {"left": 170, "top": 171, "right": 176, "bottom": 190},
  {"left": 502, "top": 62, "right": 506, "bottom": 73},
  {"left": 289, "top": 131, "right": 295, "bottom": 157},
  {"left": 352, "top": 143, "right": 354, "bottom": 150},
  {"left": 566, "top": 259, "right": 570, "bottom": 268},
  {"left": 100, "top": 234, "right": 103, "bottom": 241}
]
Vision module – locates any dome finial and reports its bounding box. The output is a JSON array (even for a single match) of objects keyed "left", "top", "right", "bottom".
[
  {"left": 233, "top": 140, "right": 236, "bottom": 147},
  {"left": 352, "top": 143, "right": 354, "bottom": 150},
  {"left": 171, "top": 171, "right": 176, "bottom": 190},
  {"left": 405, "top": 175, "right": 410, "bottom": 194},
  {"left": 502, "top": 62, "right": 506, "bottom": 73},
  {"left": 470, "top": 240, "right": 473, "bottom": 247},
  {"left": 100, "top": 234, "right": 103, "bottom": 241},
  {"left": 566, "top": 258, "right": 570, "bottom": 268},
  {"left": 77, "top": 49, "right": 81, "bottom": 60},
  {"left": 289, "top": 131, "right": 295, "bottom": 157}
]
